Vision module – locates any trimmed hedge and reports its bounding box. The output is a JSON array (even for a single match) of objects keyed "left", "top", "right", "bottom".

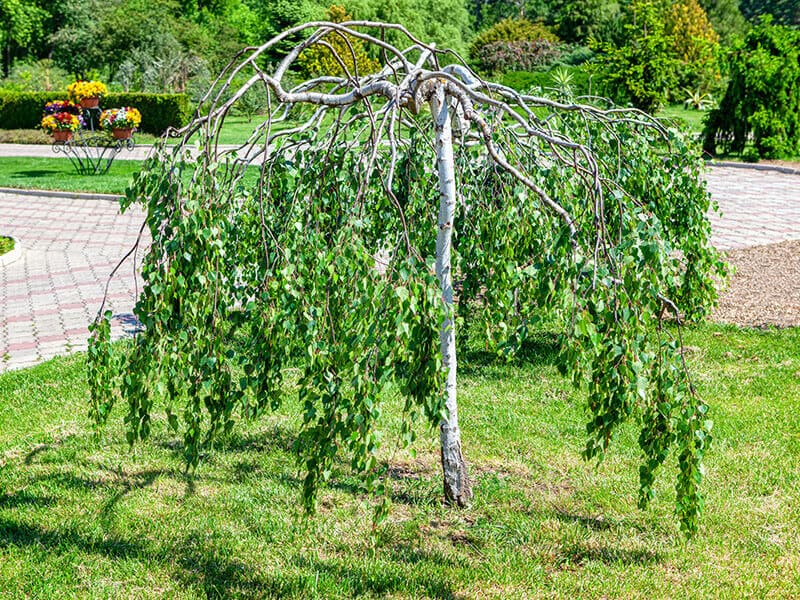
[{"left": 0, "top": 91, "right": 192, "bottom": 135}]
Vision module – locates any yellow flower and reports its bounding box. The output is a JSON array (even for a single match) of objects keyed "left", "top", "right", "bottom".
[
  {"left": 40, "top": 115, "right": 56, "bottom": 131},
  {"left": 67, "top": 80, "right": 109, "bottom": 102}
]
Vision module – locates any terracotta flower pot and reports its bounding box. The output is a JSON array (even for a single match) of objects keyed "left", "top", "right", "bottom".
[
  {"left": 80, "top": 96, "right": 100, "bottom": 109},
  {"left": 112, "top": 128, "right": 133, "bottom": 140},
  {"left": 53, "top": 130, "right": 73, "bottom": 142}
]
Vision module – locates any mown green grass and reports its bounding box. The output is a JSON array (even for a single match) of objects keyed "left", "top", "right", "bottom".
[
  {"left": 1, "top": 324, "right": 799, "bottom": 598},
  {"left": 657, "top": 104, "right": 708, "bottom": 136},
  {"left": 0, "top": 157, "right": 143, "bottom": 195}
]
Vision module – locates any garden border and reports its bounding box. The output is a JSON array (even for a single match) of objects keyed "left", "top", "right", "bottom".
[
  {"left": 709, "top": 161, "right": 800, "bottom": 176},
  {"left": 0, "top": 235, "right": 22, "bottom": 268},
  {"left": 0, "top": 187, "right": 121, "bottom": 202}
]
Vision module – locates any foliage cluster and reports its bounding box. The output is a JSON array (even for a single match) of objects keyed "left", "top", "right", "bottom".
[
  {"left": 0, "top": 0, "right": 474, "bottom": 93},
  {"left": 297, "top": 6, "right": 380, "bottom": 77},
  {"left": 0, "top": 58, "right": 71, "bottom": 91},
  {"left": 667, "top": 0, "right": 722, "bottom": 92},
  {"left": 0, "top": 90, "right": 189, "bottom": 134},
  {"left": 589, "top": 0, "right": 725, "bottom": 112},
  {"left": 703, "top": 17, "right": 800, "bottom": 159},
  {"left": 473, "top": 39, "right": 561, "bottom": 75},
  {"left": 0, "top": 235, "right": 14, "bottom": 256},
  {"left": 589, "top": 1, "right": 680, "bottom": 112},
  {"left": 470, "top": 17, "right": 560, "bottom": 72},
  {"left": 740, "top": 0, "right": 800, "bottom": 25},
  {"left": 554, "top": 0, "right": 622, "bottom": 44}
]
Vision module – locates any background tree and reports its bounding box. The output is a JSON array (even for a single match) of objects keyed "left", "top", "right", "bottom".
[
  {"left": 344, "top": 0, "right": 474, "bottom": 56},
  {"left": 703, "top": 16, "right": 800, "bottom": 158},
  {"left": 90, "top": 20, "right": 723, "bottom": 536},
  {"left": 555, "top": 0, "right": 621, "bottom": 44},
  {"left": 739, "top": 0, "right": 800, "bottom": 25},
  {"left": 589, "top": 0, "right": 680, "bottom": 112},
  {"left": 699, "top": 0, "right": 748, "bottom": 44},
  {"left": 666, "top": 0, "right": 722, "bottom": 95},
  {"left": 298, "top": 6, "right": 380, "bottom": 77},
  {"left": 0, "top": 0, "right": 48, "bottom": 76}
]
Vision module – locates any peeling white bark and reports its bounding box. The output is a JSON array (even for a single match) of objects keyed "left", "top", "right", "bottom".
[{"left": 431, "top": 85, "right": 473, "bottom": 507}]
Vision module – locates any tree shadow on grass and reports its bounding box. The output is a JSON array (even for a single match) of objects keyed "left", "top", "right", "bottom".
[
  {"left": 459, "top": 330, "right": 561, "bottom": 376},
  {"left": 0, "top": 490, "right": 55, "bottom": 509},
  {"left": 157, "top": 423, "right": 297, "bottom": 457},
  {"left": 14, "top": 170, "right": 60, "bottom": 178},
  {"left": 0, "top": 517, "right": 144, "bottom": 560},
  {"left": 292, "top": 554, "right": 458, "bottom": 599},
  {"left": 554, "top": 509, "right": 614, "bottom": 531},
  {"left": 0, "top": 513, "right": 459, "bottom": 599},
  {"left": 557, "top": 542, "right": 660, "bottom": 567}
]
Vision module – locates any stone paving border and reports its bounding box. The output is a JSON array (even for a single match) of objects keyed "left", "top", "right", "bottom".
[
  {"left": 710, "top": 160, "right": 800, "bottom": 176},
  {"left": 0, "top": 236, "right": 22, "bottom": 269},
  {"left": 0, "top": 187, "right": 121, "bottom": 202}
]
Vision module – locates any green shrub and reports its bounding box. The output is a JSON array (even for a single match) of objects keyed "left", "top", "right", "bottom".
[
  {"left": 702, "top": 17, "right": 800, "bottom": 159},
  {"left": 470, "top": 18, "right": 560, "bottom": 72},
  {"left": 0, "top": 91, "right": 191, "bottom": 135}
]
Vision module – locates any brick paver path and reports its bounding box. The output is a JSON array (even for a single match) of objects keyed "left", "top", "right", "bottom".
[
  {"left": 0, "top": 192, "right": 145, "bottom": 372},
  {"left": 706, "top": 167, "right": 800, "bottom": 250},
  {"left": 0, "top": 165, "right": 798, "bottom": 372}
]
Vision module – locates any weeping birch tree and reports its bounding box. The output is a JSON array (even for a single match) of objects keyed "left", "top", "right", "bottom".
[{"left": 88, "top": 21, "right": 725, "bottom": 535}]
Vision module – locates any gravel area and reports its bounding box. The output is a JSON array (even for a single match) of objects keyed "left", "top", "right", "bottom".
[{"left": 713, "top": 239, "right": 800, "bottom": 328}]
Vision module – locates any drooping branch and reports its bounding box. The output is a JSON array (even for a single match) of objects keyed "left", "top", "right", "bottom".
[{"left": 92, "top": 20, "right": 724, "bottom": 536}]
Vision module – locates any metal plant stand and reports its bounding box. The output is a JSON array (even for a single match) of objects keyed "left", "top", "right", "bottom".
[{"left": 52, "top": 105, "right": 136, "bottom": 175}]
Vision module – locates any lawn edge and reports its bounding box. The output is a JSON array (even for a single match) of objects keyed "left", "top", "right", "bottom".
[{"left": 0, "top": 186, "right": 122, "bottom": 201}]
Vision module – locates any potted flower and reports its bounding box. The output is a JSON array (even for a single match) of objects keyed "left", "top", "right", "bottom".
[
  {"left": 99, "top": 107, "right": 142, "bottom": 140},
  {"left": 41, "top": 112, "right": 83, "bottom": 142},
  {"left": 43, "top": 100, "right": 82, "bottom": 116},
  {"left": 67, "top": 80, "right": 108, "bottom": 109}
]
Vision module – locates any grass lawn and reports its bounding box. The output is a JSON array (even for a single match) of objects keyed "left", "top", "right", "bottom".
[
  {"left": 0, "top": 236, "right": 13, "bottom": 256},
  {"left": 657, "top": 105, "right": 708, "bottom": 136},
  {"left": 1, "top": 323, "right": 799, "bottom": 598},
  {"left": 0, "top": 157, "right": 143, "bottom": 195}
]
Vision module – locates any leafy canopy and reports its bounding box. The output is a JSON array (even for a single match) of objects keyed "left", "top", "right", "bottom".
[
  {"left": 703, "top": 16, "right": 800, "bottom": 159},
  {"left": 89, "top": 21, "right": 725, "bottom": 536}
]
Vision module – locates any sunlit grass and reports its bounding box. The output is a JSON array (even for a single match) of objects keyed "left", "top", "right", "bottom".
[{"left": 1, "top": 323, "right": 799, "bottom": 597}]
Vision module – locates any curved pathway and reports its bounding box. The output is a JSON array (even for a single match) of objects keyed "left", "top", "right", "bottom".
[
  {"left": 0, "top": 164, "right": 798, "bottom": 373},
  {"left": 0, "top": 193, "right": 145, "bottom": 371}
]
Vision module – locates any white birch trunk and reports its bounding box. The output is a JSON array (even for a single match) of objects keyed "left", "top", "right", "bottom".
[{"left": 430, "top": 85, "right": 473, "bottom": 507}]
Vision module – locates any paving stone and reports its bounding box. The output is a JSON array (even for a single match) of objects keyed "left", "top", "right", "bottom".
[{"left": 1, "top": 191, "right": 146, "bottom": 372}]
